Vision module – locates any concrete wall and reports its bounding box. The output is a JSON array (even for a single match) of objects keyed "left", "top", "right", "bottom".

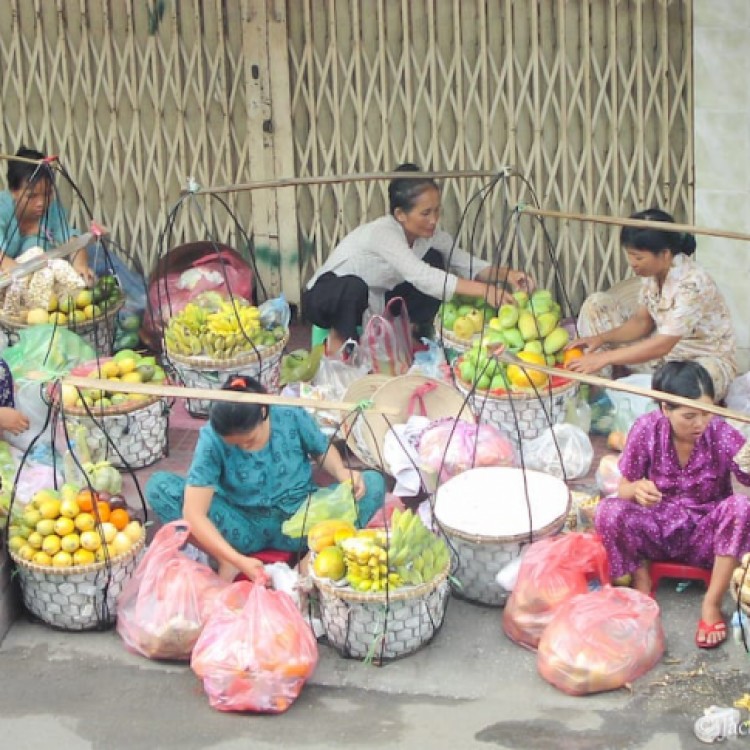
[{"left": 694, "top": 0, "right": 750, "bottom": 373}]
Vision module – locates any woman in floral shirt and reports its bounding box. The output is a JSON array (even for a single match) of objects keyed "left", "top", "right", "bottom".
[{"left": 568, "top": 208, "right": 736, "bottom": 399}]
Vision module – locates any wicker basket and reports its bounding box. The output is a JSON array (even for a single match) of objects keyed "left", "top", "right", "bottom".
[
  {"left": 730, "top": 566, "right": 750, "bottom": 617},
  {"left": 0, "top": 297, "right": 123, "bottom": 354},
  {"left": 10, "top": 528, "right": 146, "bottom": 631},
  {"left": 312, "top": 564, "right": 450, "bottom": 663},
  {"left": 454, "top": 370, "right": 578, "bottom": 446},
  {"left": 165, "top": 332, "right": 288, "bottom": 417}
]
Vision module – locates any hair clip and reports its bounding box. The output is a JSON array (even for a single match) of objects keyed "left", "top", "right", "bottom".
[{"left": 228, "top": 376, "right": 246, "bottom": 389}]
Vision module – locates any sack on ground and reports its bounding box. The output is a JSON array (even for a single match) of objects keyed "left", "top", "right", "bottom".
[
  {"left": 191, "top": 580, "right": 318, "bottom": 713},
  {"left": 116, "top": 521, "right": 228, "bottom": 660},
  {"left": 537, "top": 586, "right": 664, "bottom": 695},
  {"left": 503, "top": 532, "right": 610, "bottom": 650},
  {"left": 521, "top": 424, "right": 593, "bottom": 480}
]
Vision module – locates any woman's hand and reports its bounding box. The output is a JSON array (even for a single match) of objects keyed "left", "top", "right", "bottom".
[
  {"left": 0, "top": 407, "right": 29, "bottom": 436},
  {"left": 487, "top": 285, "right": 516, "bottom": 308},
  {"left": 631, "top": 479, "right": 662, "bottom": 507},
  {"left": 72, "top": 253, "right": 95, "bottom": 286},
  {"left": 237, "top": 556, "right": 270, "bottom": 586},
  {"left": 565, "top": 350, "right": 612, "bottom": 375},
  {"left": 568, "top": 333, "right": 606, "bottom": 354},
  {"left": 508, "top": 270, "right": 536, "bottom": 294},
  {"left": 343, "top": 469, "right": 366, "bottom": 501}
]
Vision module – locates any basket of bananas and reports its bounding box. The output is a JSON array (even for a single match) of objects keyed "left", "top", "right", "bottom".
[
  {"left": 309, "top": 509, "right": 451, "bottom": 663},
  {"left": 163, "top": 295, "right": 289, "bottom": 417}
]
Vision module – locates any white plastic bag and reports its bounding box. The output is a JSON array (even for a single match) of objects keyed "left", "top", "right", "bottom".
[
  {"left": 522, "top": 424, "right": 593, "bottom": 480},
  {"left": 595, "top": 454, "right": 622, "bottom": 496}
]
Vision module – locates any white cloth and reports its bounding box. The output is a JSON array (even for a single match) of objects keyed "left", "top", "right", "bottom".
[
  {"left": 306, "top": 215, "right": 490, "bottom": 314},
  {"left": 383, "top": 416, "right": 431, "bottom": 496}
]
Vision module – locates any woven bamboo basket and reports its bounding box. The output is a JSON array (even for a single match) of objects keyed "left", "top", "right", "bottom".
[
  {"left": 10, "top": 527, "right": 146, "bottom": 631},
  {"left": 434, "top": 467, "right": 570, "bottom": 606},
  {"left": 0, "top": 297, "right": 123, "bottom": 354},
  {"left": 51, "top": 358, "right": 169, "bottom": 469},
  {"left": 165, "top": 332, "right": 288, "bottom": 417},
  {"left": 454, "top": 368, "right": 578, "bottom": 446},
  {"left": 730, "top": 565, "right": 750, "bottom": 617},
  {"left": 311, "top": 562, "right": 450, "bottom": 663}
]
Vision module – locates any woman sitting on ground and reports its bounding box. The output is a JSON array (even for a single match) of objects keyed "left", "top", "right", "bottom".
[
  {"left": 595, "top": 360, "right": 750, "bottom": 649},
  {"left": 303, "top": 163, "right": 534, "bottom": 353},
  {"left": 146, "top": 375, "right": 385, "bottom": 582}
]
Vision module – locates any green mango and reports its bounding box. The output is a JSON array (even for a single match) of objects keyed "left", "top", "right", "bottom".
[
  {"left": 535, "top": 311, "right": 559, "bottom": 338},
  {"left": 517, "top": 311, "right": 539, "bottom": 341},
  {"left": 543, "top": 327, "right": 570, "bottom": 355}
]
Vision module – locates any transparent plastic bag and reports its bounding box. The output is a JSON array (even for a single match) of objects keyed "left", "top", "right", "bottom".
[
  {"left": 361, "top": 296, "right": 413, "bottom": 376},
  {"left": 190, "top": 580, "right": 318, "bottom": 713},
  {"left": 503, "top": 532, "right": 610, "bottom": 650},
  {"left": 521, "top": 424, "right": 593, "bottom": 480},
  {"left": 258, "top": 294, "right": 291, "bottom": 330},
  {"left": 116, "top": 521, "right": 228, "bottom": 661},
  {"left": 537, "top": 586, "right": 664, "bottom": 695},
  {"left": 595, "top": 454, "right": 622, "bottom": 496},
  {"left": 280, "top": 481, "right": 357, "bottom": 538}
]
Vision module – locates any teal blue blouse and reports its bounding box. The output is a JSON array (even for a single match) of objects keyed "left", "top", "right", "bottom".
[
  {"left": 0, "top": 190, "right": 76, "bottom": 258},
  {"left": 187, "top": 406, "right": 330, "bottom": 514}
]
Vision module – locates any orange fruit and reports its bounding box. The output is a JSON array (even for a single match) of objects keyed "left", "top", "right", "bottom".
[
  {"left": 110, "top": 508, "right": 130, "bottom": 531},
  {"left": 507, "top": 351, "right": 549, "bottom": 389},
  {"left": 95, "top": 501, "right": 111, "bottom": 523},
  {"left": 76, "top": 489, "right": 98, "bottom": 513},
  {"left": 563, "top": 347, "right": 584, "bottom": 367}
]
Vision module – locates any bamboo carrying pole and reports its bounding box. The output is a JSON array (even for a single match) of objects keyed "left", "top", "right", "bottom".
[{"left": 61, "top": 376, "right": 401, "bottom": 416}]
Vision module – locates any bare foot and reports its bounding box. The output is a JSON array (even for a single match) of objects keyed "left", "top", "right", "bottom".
[
  {"left": 631, "top": 565, "right": 651, "bottom": 595},
  {"left": 697, "top": 600, "right": 726, "bottom": 647}
]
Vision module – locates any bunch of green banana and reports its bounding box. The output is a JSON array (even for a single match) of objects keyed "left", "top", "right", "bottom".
[
  {"left": 280, "top": 345, "right": 324, "bottom": 385},
  {"left": 387, "top": 508, "right": 451, "bottom": 586},
  {"left": 340, "top": 533, "right": 402, "bottom": 593}
]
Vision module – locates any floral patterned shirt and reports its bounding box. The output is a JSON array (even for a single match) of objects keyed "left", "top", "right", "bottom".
[{"left": 639, "top": 253, "right": 736, "bottom": 373}]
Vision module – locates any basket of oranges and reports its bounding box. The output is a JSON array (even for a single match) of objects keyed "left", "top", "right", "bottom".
[
  {"left": 452, "top": 345, "right": 578, "bottom": 446},
  {"left": 7, "top": 486, "right": 146, "bottom": 631}
]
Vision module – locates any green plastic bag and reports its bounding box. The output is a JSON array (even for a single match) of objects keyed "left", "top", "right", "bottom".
[
  {"left": 4, "top": 325, "right": 95, "bottom": 383},
  {"left": 281, "top": 481, "right": 357, "bottom": 538}
]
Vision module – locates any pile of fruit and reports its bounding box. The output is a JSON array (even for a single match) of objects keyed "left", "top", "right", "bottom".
[
  {"left": 58, "top": 349, "right": 166, "bottom": 411},
  {"left": 164, "top": 297, "right": 286, "bottom": 360},
  {"left": 453, "top": 289, "right": 581, "bottom": 392},
  {"left": 310, "top": 509, "right": 451, "bottom": 593},
  {"left": 24, "top": 274, "right": 122, "bottom": 327},
  {"left": 7, "top": 485, "right": 143, "bottom": 568}
]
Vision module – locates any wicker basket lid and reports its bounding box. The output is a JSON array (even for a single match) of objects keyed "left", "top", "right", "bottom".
[{"left": 348, "top": 374, "right": 475, "bottom": 472}]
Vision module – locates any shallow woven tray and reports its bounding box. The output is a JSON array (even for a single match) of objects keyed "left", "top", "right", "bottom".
[
  {"left": 312, "top": 560, "right": 450, "bottom": 603},
  {"left": 165, "top": 331, "right": 289, "bottom": 370},
  {"left": 340, "top": 373, "right": 392, "bottom": 462},
  {"left": 0, "top": 296, "right": 123, "bottom": 333}
]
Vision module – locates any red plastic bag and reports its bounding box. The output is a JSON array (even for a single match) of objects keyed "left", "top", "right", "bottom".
[
  {"left": 191, "top": 580, "right": 318, "bottom": 713},
  {"left": 502, "top": 532, "right": 610, "bottom": 650},
  {"left": 116, "top": 521, "right": 228, "bottom": 660},
  {"left": 361, "top": 296, "right": 413, "bottom": 376},
  {"left": 538, "top": 586, "right": 665, "bottom": 695}
]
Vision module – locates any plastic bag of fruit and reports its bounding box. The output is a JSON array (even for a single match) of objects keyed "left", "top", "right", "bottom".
[
  {"left": 191, "top": 580, "right": 318, "bottom": 713},
  {"left": 116, "top": 521, "right": 228, "bottom": 660},
  {"left": 417, "top": 418, "right": 518, "bottom": 482},
  {"left": 502, "top": 532, "right": 610, "bottom": 650},
  {"left": 537, "top": 586, "right": 664, "bottom": 695}
]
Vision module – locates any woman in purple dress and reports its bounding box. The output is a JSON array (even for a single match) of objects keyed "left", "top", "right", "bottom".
[{"left": 595, "top": 361, "right": 750, "bottom": 648}]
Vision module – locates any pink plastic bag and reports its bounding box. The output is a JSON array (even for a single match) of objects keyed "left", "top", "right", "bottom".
[
  {"left": 116, "top": 521, "right": 228, "bottom": 660},
  {"left": 361, "top": 296, "right": 413, "bottom": 376},
  {"left": 366, "top": 493, "right": 407, "bottom": 529},
  {"left": 538, "top": 586, "right": 665, "bottom": 695},
  {"left": 418, "top": 418, "right": 517, "bottom": 482},
  {"left": 502, "top": 533, "right": 610, "bottom": 650},
  {"left": 191, "top": 580, "right": 318, "bottom": 713}
]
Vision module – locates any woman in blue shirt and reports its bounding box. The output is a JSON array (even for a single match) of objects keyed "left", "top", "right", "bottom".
[{"left": 146, "top": 375, "right": 385, "bottom": 582}]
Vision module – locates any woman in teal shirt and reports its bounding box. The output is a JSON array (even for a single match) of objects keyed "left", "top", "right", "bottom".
[{"left": 146, "top": 375, "right": 385, "bottom": 582}]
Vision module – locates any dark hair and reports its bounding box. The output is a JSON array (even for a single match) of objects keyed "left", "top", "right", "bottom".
[
  {"left": 620, "top": 208, "right": 696, "bottom": 257},
  {"left": 7, "top": 147, "right": 54, "bottom": 191},
  {"left": 388, "top": 162, "right": 440, "bottom": 214},
  {"left": 209, "top": 375, "right": 269, "bottom": 436},
  {"left": 652, "top": 361, "right": 715, "bottom": 405}
]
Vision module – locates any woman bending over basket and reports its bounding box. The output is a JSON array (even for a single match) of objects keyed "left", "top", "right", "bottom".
[
  {"left": 567, "top": 208, "right": 736, "bottom": 400},
  {"left": 302, "top": 163, "right": 534, "bottom": 353},
  {"left": 146, "top": 375, "right": 385, "bottom": 582},
  {"left": 595, "top": 361, "right": 750, "bottom": 649}
]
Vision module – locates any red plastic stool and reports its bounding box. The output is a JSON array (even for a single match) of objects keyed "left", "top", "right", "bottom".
[{"left": 649, "top": 562, "right": 712, "bottom": 597}]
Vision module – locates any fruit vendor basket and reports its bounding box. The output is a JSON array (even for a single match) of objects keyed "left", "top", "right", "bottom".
[
  {"left": 311, "top": 563, "right": 450, "bottom": 663},
  {"left": 9, "top": 527, "right": 146, "bottom": 631},
  {"left": 0, "top": 298, "right": 123, "bottom": 354},
  {"left": 51, "top": 358, "right": 169, "bottom": 469},
  {"left": 454, "top": 371, "right": 578, "bottom": 446},
  {"left": 165, "top": 333, "right": 288, "bottom": 418},
  {"left": 434, "top": 467, "right": 570, "bottom": 606},
  {"left": 433, "top": 315, "right": 477, "bottom": 356}
]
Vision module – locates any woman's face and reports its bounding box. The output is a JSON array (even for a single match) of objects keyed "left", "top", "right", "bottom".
[
  {"left": 394, "top": 186, "right": 441, "bottom": 243},
  {"left": 222, "top": 418, "right": 271, "bottom": 452},
  {"left": 624, "top": 247, "right": 672, "bottom": 279},
  {"left": 12, "top": 178, "right": 52, "bottom": 222},
  {"left": 663, "top": 394, "right": 713, "bottom": 443}
]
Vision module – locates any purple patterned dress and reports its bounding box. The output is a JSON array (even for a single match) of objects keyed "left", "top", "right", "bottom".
[{"left": 595, "top": 410, "right": 750, "bottom": 578}]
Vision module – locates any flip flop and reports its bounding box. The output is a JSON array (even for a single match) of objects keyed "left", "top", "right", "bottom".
[{"left": 695, "top": 619, "right": 727, "bottom": 649}]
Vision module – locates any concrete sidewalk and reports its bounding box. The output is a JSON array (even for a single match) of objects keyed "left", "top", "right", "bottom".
[{"left": 0, "top": 580, "right": 748, "bottom": 750}]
